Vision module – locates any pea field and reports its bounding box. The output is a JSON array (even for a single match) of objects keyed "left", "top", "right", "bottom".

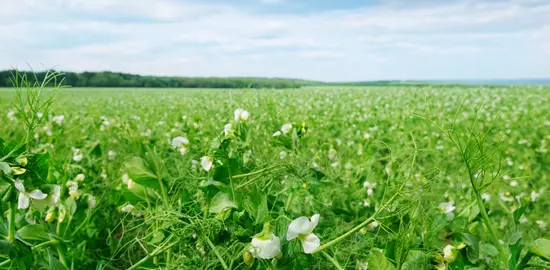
[{"left": 1, "top": 74, "right": 549, "bottom": 269}]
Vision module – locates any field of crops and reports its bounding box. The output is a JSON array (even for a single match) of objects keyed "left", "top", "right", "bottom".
[{"left": 1, "top": 78, "right": 549, "bottom": 269}]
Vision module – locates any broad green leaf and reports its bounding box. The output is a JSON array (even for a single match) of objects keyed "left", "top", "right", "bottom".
[
  {"left": 209, "top": 192, "right": 238, "bottom": 214},
  {"left": 401, "top": 250, "right": 431, "bottom": 270},
  {"left": 125, "top": 157, "right": 160, "bottom": 190},
  {"left": 17, "top": 224, "right": 50, "bottom": 241},
  {"left": 367, "top": 249, "right": 397, "bottom": 270},
  {"left": 531, "top": 238, "right": 550, "bottom": 261},
  {"left": 461, "top": 233, "right": 480, "bottom": 264},
  {"left": 0, "top": 162, "right": 12, "bottom": 175},
  {"left": 25, "top": 153, "right": 50, "bottom": 184},
  {"left": 480, "top": 243, "right": 498, "bottom": 258},
  {"left": 48, "top": 249, "right": 68, "bottom": 270}
]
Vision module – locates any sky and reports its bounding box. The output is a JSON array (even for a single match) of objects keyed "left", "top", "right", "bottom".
[{"left": 1, "top": 0, "right": 549, "bottom": 81}]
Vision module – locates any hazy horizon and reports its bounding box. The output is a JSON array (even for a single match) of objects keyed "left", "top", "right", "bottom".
[{"left": 2, "top": 0, "right": 550, "bottom": 81}]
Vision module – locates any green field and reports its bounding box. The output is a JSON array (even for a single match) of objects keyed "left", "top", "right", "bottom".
[{"left": 1, "top": 84, "right": 549, "bottom": 269}]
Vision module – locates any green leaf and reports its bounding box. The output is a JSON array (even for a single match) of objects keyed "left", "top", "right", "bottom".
[
  {"left": 401, "top": 250, "right": 431, "bottom": 270},
  {"left": 480, "top": 243, "right": 498, "bottom": 258},
  {"left": 125, "top": 157, "right": 160, "bottom": 190},
  {"left": 0, "top": 239, "right": 14, "bottom": 254},
  {"left": 64, "top": 197, "right": 78, "bottom": 216},
  {"left": 462, "top": 233, "right": 480, "bottom": 264},
  {"left": 17, "top": 224, "right": 50, "bottom": 241},
  {"left": 531, "top": 238, "right": 550, "bottom": 261},
  {"left": 367, "top": 249, "right": 397, "bottom": 270},
  {"left": 209, "top": 192, "right": 238, "bottom": 214},
  {"left": 26, "top": 153, "right": 50, "bottom": 184},
  {"left": 48, "top": 249, "right": 68, "bottom": 270},
  {"left": 0, "top": 162, "right": 12, "bottom": 175},
  {"left": 243, "top": 190, "right": 269, "bottom": 225}
]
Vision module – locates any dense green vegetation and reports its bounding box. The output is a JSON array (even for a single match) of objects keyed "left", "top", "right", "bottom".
[
  {"left": 0, "top": 70, "right": 315, "bottom": 89},
  {"left": 1, "top": 72, "right": 549, "bottom": 269}
]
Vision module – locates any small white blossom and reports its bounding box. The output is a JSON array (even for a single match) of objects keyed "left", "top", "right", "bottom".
[
  {"left": 280, "top": 151, "right": 287, "bottom": 160},
  {"left": 14, "top": 179, "right": 48, "bottom": 209},
  {"left": 201, "top": 156, "right": 214, "bottom": 172},
  {"left": 443, "top": 245, "right": 458, "bottom": 263},
  {"left": 281, "top": 123, "right": 293, "bottom": 134},
  {"left": 108, "top": 150, "right": 117, "bottom": 160},
  {"left": 122, "top": 173, "right": 136, "bottom": 189},
  {"left": 481, "top": 193, "right": 491, "bottom": 201},
  {"left": 52, "top": 115, "right": 65, "bottom": 125},
  {"left": 272, "top": 131, "right": 281, "bottom": 137},
  {"left": 363, "top": 181, "right": 377, "bottom": 197},
  {"left": 75, "top": 173, "right": 85, "bottom": 182},
  {"left": 171, "top": 136, "right": 190, "bottom": 156},
  {"left": 121, "top": 204, "right": 134, "bottom": 213},
  {"left": 249, "top": 232, "right": 281, "bottom": 259},
  {"left": 234, "top": 108, "right": 249, "bottom": 122},
  {"left": 286, "top": 214, "right": 321, "bottom": 254},
  {"left": 87, "top": 194, "right": 97, "bottom": 209},
  {"left": 72, "top": 148, "right": 83, "bottom": 162},
  {"left": 223, "top": 123, "right": 232, "bottom": 136}
]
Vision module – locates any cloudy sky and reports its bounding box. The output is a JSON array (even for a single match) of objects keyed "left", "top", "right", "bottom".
[{"left": 1, "top": 0, "right": 549, "bottom": 81}]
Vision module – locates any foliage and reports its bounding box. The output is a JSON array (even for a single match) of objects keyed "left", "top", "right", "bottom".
[{"left": 0, "top": 70, "right": 549, "bottom": 269}]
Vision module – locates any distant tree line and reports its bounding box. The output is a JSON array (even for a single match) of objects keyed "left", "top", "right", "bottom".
[{"left": 0, "top": 70, "right": 317, "bottom": 89}]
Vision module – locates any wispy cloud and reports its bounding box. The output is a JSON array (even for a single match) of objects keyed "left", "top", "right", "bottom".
[{"left": 1, "top": 0, "right": 549, "bottom": 80}]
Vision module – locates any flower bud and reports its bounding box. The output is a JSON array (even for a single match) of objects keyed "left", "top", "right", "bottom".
[{"left": 243, "top": 251, "right": 254, "bottom": 266}]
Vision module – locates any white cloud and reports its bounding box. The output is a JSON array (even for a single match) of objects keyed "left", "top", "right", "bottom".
[{"left": 1, "top": 0, "right": 549, "bottom": 80}]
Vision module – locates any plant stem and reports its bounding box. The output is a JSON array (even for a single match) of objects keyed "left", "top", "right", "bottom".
[
  {"left": 313, "top": 192, "right": 399, "bottom": 254},
  {"left": 203, "top": 236, "right": 229, "bottom": 270},
  {"left": 231, "top": 165, "right": 282, "bottom": 179},
  {"left": 127, "top": 254, "right": 151, "bottom": 270},
  {"left": 322, "top": 251, "right": 344, "bottom": 270},
  {"left": 7, "top": 202, "right": 16, "bottom": 243},
  {"left": 517, "top": 252, "right": 534, "bottom": 270},
  {"left": 56, "top": 244, "right": 68, "bottom": 267},
  {"left": 32, "top": 240, "right": 59, "bottom": 250}
]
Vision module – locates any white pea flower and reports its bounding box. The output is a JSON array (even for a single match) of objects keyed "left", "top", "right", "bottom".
[
  {"left": 366, "top": 221, "right": 379, "bottom": 231},
  {"left": 281, "top": 123, "right": 293, "bottom": 134},
  {"left": 223, "top": 123, "right": 232, "bottom": 136},
  {"left": 201, "top": 156, "right": 213, "bottom": 172},
  {"left": 7, "top": 109, "right": 16, "bottom": 121},
  {"left": 531, "top": 190, "right": 541, "bottom": 202},
  {"left": 52, "top": 115, "right": 65, "bottom": 125},
  {"left": 234, "top": 108, "right": 249, "bottom": 122},
  {"left": 36, "top": 112, "right": 43, "bottom": 119},
  {"left": 122, "top": 173, "right": 136, "bottom": 189},
  {"left": 75, "top": 173, "right": 85, "bottom": 182},
  {"left": 443, "top": 244, "right": 458, "bottom": 263},
  {"left": 121, "top": 204, "right": 134, "bottom": 213},
  {"left": 328, "top": 147, "right": 337, "bottom": 162},
  {"left": 536, "top": 220, "right": 547, "bottom": 231},
  {"left": 439, "top": 201, "right": 456, "bottom": 220},
  {"left": 50, "top": 185, "right": 61, "bottom": 204},
  {"left": 66, "top": 181, "right": 80, "bottom": 200},
  {"left": 72, "top": 148, "right": 83, "bottom": 162},
  {"left": 249, "top": 232, "right": 281, "bottom": 259},
  {"left": 171, "top": 136, "right": 190, "bottom": 156},
  {"left": 87, "top": 194, "right": 97, "bottom": 209},
  {"left": 286, "top": 214, "right": 321, "bottom": 254},
  {"left": 272, "top": 131, "right": 281, "bottom": 137},
  {"left": 363, "top": 181, "right": 377, "bottom": 196},
  {"left": 481, "top": 193, "right": 491, "bottom": 201},
  {"left": 108, "top": 150, "right": 117, "bottom": 160},
  {"left": 280, "top": 151, "right": 287, "bottom": 160},
  {"left": 15, "top": 179, "right": 48, "bottom": 209}
]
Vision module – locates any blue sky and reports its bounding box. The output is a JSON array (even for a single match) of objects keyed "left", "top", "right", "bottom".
[{"left": 1, "top": 0, "right": 549, "bottom": 81}]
